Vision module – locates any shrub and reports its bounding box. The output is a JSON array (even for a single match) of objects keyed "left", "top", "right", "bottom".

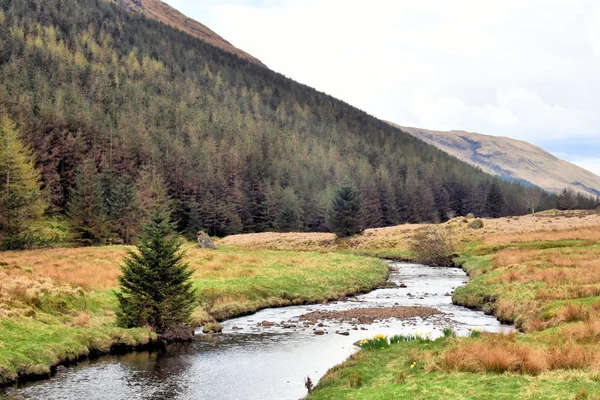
[{"left": 410, "top": 228, "right": 456, "bottom": 267}]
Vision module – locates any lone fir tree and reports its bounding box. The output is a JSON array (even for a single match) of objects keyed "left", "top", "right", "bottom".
[
  {"left": 116, "top": 212, "right": 196, "bottom": 335},
  {"left": 327, "top": 185, "right": 364, "bottom": 238}
]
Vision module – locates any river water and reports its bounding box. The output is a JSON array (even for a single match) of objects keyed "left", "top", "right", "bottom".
[{"left": 2, "top": 263, "right": 508, "bottom": 400}]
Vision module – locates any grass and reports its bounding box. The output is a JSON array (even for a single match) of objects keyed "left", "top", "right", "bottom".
[
  {"left": 3, "top": 210, "right": 600, "bottom": 391},
  {"left": 0, "top": 244, "right": 387, "bottom": 385},
  {"left": 308, "top": 338, "right": 600, "bottom": 400},
  {"left": 307, "top": 212, "right": 600, "bottom": 399},
  {"left": 222, "top": 211, "right": 600, "bottom": 260}
]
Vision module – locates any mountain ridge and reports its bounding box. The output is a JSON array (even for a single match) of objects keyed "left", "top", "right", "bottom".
[
  {"left": 394, "top": 124, "right": 600, "bottom": 197},
  {"left": 110, "top": 0, "right": 265, "bottom": 66}
]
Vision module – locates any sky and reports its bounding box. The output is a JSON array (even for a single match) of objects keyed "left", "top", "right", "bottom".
[{"left": 164, "top": 0, "right": 600, "bottom": 174}]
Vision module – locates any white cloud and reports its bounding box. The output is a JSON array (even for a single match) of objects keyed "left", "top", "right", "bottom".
[{"left": 165, "top": 0, "right": 600, "bottom": 169}]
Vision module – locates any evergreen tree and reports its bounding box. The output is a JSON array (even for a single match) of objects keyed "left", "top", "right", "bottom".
[
  {"left": 0, "top": 115, "right": 45, "bottom": 246},
  {"left": 184, "top": 200, "right": 203, "bottom": 240},
  {"left": 100, "top": 171, "right": 140, "bottom": 244},
  {"left": 116, "top": 212, "right": 196, "bottom": 334},
  {"left": 485, "top": 180, "right": 506, "bottom": 218},
  {"left": 67, "top": 159, "right": 108, "bottom": 246},
  {"left": 327, "top": 185, "right": 364, "bottom": 238},
  {"left": 274, "top": 200, "right": 302, "bottom": 232},
  {"left": 135, "top": 167, "right": 173, "bottom": 219},
  {"left": 557, "top": 188, "right": 579, "bottom": 210}
]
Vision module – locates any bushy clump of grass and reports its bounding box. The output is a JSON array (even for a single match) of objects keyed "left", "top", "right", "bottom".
[
  {"left": 389, "top": 332, "right": 434, "bottom": 344},
  {"left": 442, "top": 328, "right": 455, "bottom": 338},
  {"left": 469, "top": 328, "right": 483, "bottom": 338},
  {"left": 347, "top": 370, "right": 363, "bottom": 388},
  {"left": 358, "top": 334, "right": 389, "bottom": 350}
]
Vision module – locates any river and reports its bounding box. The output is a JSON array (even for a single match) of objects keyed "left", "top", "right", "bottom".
[{"left": 1, "top": 262, "right": 508, "bottom": 400}]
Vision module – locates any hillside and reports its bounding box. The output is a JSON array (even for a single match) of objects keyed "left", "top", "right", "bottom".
[
  {"left": 397, "top": 125, "right": 600, "bottom": 197},
  {"left": 0, "top": 0, "right": 557, "bottom": 246},
  {"left": 110, "top": 0, "right": 264, "bottom": 66}
]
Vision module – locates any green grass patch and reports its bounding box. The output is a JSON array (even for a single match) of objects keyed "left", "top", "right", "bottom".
[
  {"left": 0, "top": 244, "right": 387, "bottom": 384},
  {"left": 308, "top": 340, "right": 600, "bottom": 400}
]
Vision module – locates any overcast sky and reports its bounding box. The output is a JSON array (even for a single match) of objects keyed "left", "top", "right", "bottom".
[{"left": 164, "top": 0, "right": 600, "bottom": 175}]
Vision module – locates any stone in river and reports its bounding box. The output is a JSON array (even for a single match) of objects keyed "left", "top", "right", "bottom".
[
  {"left": 336, "top": 331, "right": 350, "bottom": 336},
  {"left": 262, "top": 321, "right": 275, "bottom": 327},
  {"left": 314, "top": 330, "right": 325, "bottom": 335}
]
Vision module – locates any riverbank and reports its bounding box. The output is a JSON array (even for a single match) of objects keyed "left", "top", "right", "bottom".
[
  {"left": 0, "top": 245, "right": 387, "bottom": 386},
  {"left": 308, "top": 213, "right": 600, "bottom": 399}
]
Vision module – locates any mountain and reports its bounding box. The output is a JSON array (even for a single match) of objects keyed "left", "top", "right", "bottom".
[
  {"left": 110, "top": 0, "right": 264, "bottom": 66},
  {"left": 396, "top": 125, "right": 600, "bottom": 197},
  {"left": 0, "top": 0, "right": 559, "bottom": 242}
]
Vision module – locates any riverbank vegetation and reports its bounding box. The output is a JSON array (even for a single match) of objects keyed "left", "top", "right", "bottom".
[
  {"left": 306, "top": 210, "right": 600, "bottom": 399},
  {"left": 0, "top": 244, "right": 387, "bottom": 385}
]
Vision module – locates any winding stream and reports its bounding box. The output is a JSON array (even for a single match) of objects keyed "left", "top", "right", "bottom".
[{"left": 2, "top": 263, "right": 508, "bottom": 400}]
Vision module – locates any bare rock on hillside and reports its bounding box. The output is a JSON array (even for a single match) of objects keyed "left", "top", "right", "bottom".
[{"left": 198, "top": 231, "right": 216, "bottom": 250}]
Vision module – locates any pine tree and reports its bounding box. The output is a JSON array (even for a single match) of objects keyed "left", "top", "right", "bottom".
[
  {"left": 557, "top": 188, "right": 579, "bottom": 210},
  {"left": 100, "top": 171, "right": 140, "bottom": 244},
  {"left": 184, "top": 200, "right": 203, "bottom": 240},
  {"left": 116, "top": 212, "right": 196, "bottom": 335},
  {"left": 274, "top": 200, "right": 302, "bottom": 232},
  {"left": 485, "top": 180, "right": 506, "bottom": 218},
  {"left": 327, "top": 185, "right": 364, "bottom": 238},
  {"left": 0, "top": 115, "right": 45, "bottom": 246},
  {"left": 67, "top": 159, "right": 108, "bottom": 246},
  {"left": 135, "top": 167, "right": 173, "bottom": 219}
]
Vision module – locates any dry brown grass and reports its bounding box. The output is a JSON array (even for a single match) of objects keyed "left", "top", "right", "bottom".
[
  {"left": 0, "top": 265, "right": 85, "bottom": 317},
  {"left": 220, "top": 224, "right": 426, "bottom": 256},
  {"left": 441, "top": 333, "right": 548, "bottom": 375},
  {"left": 221, "top": 211, "right": 600, "bottom": 259},
  {"left": 0, "top": 246, "right": 128, "bottom": 289},
  {"left": 441, "top": 333, "right": 598, "bottom": 375},
  {"left": 0, "top": 244, "right": 302, "bottom": 290}
]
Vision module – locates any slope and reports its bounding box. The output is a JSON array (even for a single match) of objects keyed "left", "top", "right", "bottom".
[
  {"left": 398, "top": 125, "right": 600, "bottom": 197},
  {"left": 0, "top": 0, "right": 556, "bottom": 243},
  {"left": 110, "top": 0, "right": 265, "bottom": 66}
]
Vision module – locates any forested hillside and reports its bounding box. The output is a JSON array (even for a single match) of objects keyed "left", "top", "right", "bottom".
[{"left": 0, "top": 0, "right": 556, "bottom": 244}]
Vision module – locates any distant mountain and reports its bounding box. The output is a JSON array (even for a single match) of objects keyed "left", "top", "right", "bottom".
[
  {"left": 111, "top": 0, "right": 265, "bottom": 66},
  {"left": 396, "top": 125, "right": 600, "bottom": 197}
]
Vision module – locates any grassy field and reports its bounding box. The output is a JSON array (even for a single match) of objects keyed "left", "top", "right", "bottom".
[
  {"left": 222, "top": 211, "right": 600, "bottom": 260},
  {"left": 307, "top": 211, "right": 600, "bottom": 399},
  {"left": 0, "top": 244, "right": 387, "bottom": 385},
  {"left": 3, "top": 210, "right": 600, "bottom": 393}
]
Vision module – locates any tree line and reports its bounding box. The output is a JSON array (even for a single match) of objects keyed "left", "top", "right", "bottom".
[{"left": 0, "top": 0, "right": 597, "bottom": 248}]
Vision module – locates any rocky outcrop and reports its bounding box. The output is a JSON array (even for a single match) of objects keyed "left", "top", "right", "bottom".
[{"left": 197, "top": 231, "right": 216, "bottom": 250}]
